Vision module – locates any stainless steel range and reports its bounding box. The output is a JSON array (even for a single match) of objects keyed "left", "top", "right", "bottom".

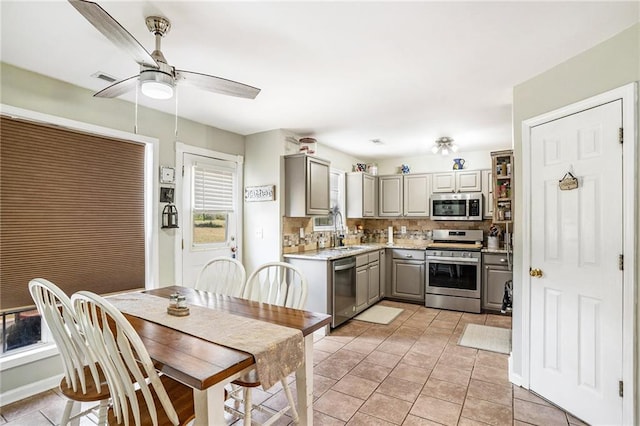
[{"left": 425, "top": 229, "right": 483, "bottom": 313}]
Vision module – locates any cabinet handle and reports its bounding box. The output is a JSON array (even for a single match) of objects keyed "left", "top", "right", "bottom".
[
  {"left": 500, "top": 258, "right": 507, "bottom": 262},
  {"left": 486, "top": 266, "right": 490, "bottom": 269},
  {"left": 405, "top": 254, "right": 413, "bottom": 258}
]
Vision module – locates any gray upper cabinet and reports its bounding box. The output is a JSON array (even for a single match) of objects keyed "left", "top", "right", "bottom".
[
  {"left": 284, "top": 154, "right": 331, "bottom": 216},
  {"left": 432, "top": 170, "right": 481, "bottom": 193},
  {"left": 403, "top": 173, "right": 431, "bottom": 217},
  {"left": 379, "top": 173, "right": 430, "bottom": 217},
  {"left": 378, "top": 175, "right": 403, "bottom": 216},
  {"left": 346, "top": 172, "right": 376, "bottom": 218}
]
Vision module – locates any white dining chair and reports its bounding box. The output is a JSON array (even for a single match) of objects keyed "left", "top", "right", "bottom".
[
  {"left": 242, "top": 261, "right": 308, "bottom": 309},
  {"left": 28, "top": 278, "right": 110, "bottom": 426},
  {"left": 71, "top": 290, "right": 195, "bottom": 426},
  {"left": 227, "top": 261, "right": 308, "bottom": 425},
  {"left": 194, "top": 256, "right": 246, "bottom": 297}
]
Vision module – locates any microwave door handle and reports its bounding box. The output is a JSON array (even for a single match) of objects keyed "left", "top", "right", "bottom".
[{"left": 426, "top": 256, "right": 479, "bottom": 264}]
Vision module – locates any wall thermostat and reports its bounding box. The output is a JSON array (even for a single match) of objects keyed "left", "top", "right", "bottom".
[{"left": 160, "top": 166, "right": 176, "bottom": 184}]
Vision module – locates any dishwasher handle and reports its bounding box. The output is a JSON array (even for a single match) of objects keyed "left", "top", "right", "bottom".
[{"left": 333, "top": 258, "right": 356, "bottom": 270}]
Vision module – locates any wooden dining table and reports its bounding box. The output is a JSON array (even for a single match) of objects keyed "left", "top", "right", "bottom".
[{"left": 112, "top": 286, "right": 331, "bottom": 425}]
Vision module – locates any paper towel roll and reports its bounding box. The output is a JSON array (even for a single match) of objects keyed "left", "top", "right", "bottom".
[{"left": 387, "top": 226, "right": 394, "bottom": 245}]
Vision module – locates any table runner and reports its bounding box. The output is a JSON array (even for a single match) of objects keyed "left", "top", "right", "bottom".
[{"left": 107, "top": 292, "right": 303, "bottom": 389}]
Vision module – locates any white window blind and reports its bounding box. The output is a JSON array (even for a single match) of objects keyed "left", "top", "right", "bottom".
[{"left": 193, "top": 164, "right": 235, "bottom": 212}]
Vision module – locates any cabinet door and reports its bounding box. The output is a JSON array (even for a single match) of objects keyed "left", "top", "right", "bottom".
[
  {"left": 378, "top": 175, "right": 403, "bottom": 216},
  {"left": 481, "top": 169, "right": 494, "bottom": 218},
  {"left": 356, "top": 266, "right": 369, "bottom": 311},
  {"left": 379, "top": 250, "right": 386, "bottom": 298},
  {"left": 456, "top": 170, "right": 481, "bottom": 192},
  {"left": 403, "top": 174, "right": 430, "bottom": 216},
  {"left": 368, "top": 262, "right": 380, "bottom": 304},
  {"left": 431, "top": 172, "right": 456, "bottom": 193},
  {"left": 363, "top": 174, "right": 376, "bottom": 217},
  {"left": 306, "top": 157, "right": 330, "bottom": 215},
  {"left": 391, "top": 260, "right": 425, "bottom": 302},
  {"left": 482, "top": 266, "right": 512, "bottom": 311}
]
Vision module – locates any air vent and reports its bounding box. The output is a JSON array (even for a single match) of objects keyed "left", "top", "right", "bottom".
[{"left": 91, "top": 71, "right": 117, "bottom": 83}]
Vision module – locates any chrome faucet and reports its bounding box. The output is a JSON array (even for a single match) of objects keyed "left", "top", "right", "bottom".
[{"left": 332, "top": 206, "right": 345, "bottom": 246}]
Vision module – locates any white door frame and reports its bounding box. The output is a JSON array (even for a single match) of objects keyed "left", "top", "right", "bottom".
[
  {"left": 520, "top": 83, "right": 637, "bottom": 424},
  {"left": 174, "top": 142, "right": 244, "bottom": 285}
]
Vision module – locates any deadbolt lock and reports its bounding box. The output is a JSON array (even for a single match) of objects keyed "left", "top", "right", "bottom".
[{"left": 529, "top": 268, "right": 543, "bottom": 278}]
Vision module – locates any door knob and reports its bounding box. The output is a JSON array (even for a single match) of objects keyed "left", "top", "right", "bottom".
[{"left": 529, "top": 268, "right": 543, "bottom": 278}]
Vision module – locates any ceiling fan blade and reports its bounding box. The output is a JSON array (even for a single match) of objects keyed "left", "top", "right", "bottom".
[
  {"left": 175, "top": 70, "right": 260, "bottom": 99},
  {"left": 68, "top": 0, "right": 158, "bottom": 68},
  {"left": 94, "top": 75, "right": 139, "bottom": 98}
]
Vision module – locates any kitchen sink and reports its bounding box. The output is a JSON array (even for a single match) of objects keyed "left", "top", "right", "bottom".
[{"left": 333, "top": 245, "right": 370, "bottom": 251}]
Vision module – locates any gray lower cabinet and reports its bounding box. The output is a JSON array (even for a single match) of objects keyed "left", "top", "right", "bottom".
[
  {"left": 390, "top": 249, "right": 425, "bottom": 302},
  {"left": 368, "top": 261, "right": 380, "bottom": 304},
  {"left": 356, "top": 264, "right": 369, "bottom": 311},
  {"left": 356, "top": 251, "right": 381, "bottom": 312},
  {"left": 482, "top": 253, "right": 512, "bottom": 311},
  {"left": 378, "top": 250, "right": 386, "bottom": 299}
]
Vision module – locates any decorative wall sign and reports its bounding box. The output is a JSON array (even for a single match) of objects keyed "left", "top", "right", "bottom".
[
  {"left": 559, "top": 172, "right": 579, "bottom": 191},
  {"left": 244, "top": 185, "right": 275, "bottom": 202}
]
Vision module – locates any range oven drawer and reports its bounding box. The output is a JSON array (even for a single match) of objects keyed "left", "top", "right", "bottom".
[{"left": 392, "top": 249, "right": 425, "bottom": 261}]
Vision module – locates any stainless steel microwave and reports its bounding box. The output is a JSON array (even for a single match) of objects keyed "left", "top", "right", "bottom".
[{"left": 431, "top": 193, "right": 483, "bottom": 221}]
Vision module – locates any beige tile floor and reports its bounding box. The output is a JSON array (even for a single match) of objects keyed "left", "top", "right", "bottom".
[{"left": 0, "top": 301, "right": 588, "bottom": 426}]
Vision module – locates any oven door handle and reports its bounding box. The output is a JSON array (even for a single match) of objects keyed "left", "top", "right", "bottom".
[{"left": 426, "top": 256, "right": 479, "bottom": 264}]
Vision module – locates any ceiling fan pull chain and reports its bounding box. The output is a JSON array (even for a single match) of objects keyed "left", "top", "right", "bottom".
[
  {"left": 134, "top": 83, "right": 139, "bottom": 135},
  {"left": 174, "top": 85, "right": 179, "bottom": 140}
]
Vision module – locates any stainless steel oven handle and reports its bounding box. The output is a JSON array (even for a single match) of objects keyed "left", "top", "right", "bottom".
[{"left": 426, "top": 256, "right": 479, "bottom": 264}]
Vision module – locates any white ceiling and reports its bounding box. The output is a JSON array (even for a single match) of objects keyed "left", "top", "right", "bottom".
[{"left": 1, "top": 1, "right": 638, "bottom": 159}]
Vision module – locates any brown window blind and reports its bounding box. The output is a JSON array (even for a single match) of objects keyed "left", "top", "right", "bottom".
[{"left": 1, "top": 116, "right": 145, "bottom": 311}]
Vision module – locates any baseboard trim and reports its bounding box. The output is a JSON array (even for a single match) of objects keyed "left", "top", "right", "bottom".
[{"left": 0, "top": 374, "right": 62, "bottom": 407}]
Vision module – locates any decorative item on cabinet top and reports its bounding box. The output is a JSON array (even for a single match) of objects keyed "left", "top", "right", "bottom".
[
  {"left": 453, "top": 158, "right": 465, "bottom": 170},
  {"left": 299, "top": 137, "right": 317, "bottom": 154},
  {"left": 400, "top": 164, "right": 410, "bottom": 174}
]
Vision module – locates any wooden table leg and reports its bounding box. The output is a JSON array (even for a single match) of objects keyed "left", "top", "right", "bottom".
[
  {"left": 296, "top": 334, "right": 314, "bottom": 425},
  {"left": 193, "top": 384, "right": 226, "bottom": 426}
]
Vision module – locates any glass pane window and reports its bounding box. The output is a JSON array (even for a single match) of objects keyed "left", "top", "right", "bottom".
[
  {"left": 192, "top": 212, "right": 228, "bottom": 245},
  {"left": 1, "top": 309, "right": 42, "bottom": 354},
  {"left": 192, "top": 163, "right": 234, "bottom": 247}
]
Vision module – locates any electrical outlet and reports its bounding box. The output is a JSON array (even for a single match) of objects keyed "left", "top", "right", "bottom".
[{"left": 401, "top": 226, "right": 407, "bottom": 234}]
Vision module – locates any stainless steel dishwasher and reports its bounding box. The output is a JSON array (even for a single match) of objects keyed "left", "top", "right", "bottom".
[{"left": 332, "top": 256, "right": 357, "bottom": 327}]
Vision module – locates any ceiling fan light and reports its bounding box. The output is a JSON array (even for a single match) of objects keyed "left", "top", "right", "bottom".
[
  {"left": 451, "top": 144, "right": 459, "bottom": 153},
  {"left": 140, "top": 70, "right": 174, "bottom": 100},
  {"left": 441, "top": 147, "right": 449, "bottom": 156},
  {"left": 431, "top": 145, "right": 440, "bottom": 154}
]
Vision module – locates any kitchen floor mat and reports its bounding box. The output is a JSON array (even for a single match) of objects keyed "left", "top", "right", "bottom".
[
  {"left": 458, "top": 323, "right": 511, "bottom": 354},
  {"left": 353, "top": 305, "right": 403, "bottom": 325}
]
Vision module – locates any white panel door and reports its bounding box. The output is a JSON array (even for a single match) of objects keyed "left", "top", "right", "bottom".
[
  {"left": 529, "top": 100, "right": 623, "bottom": 424},
  {"left": 181, "top": 153, "right": 241, "bottom": 287}
]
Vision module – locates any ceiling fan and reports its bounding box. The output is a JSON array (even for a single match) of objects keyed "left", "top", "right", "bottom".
[{"left": 68, "top": 0, "right": 260, "bottom": 100}]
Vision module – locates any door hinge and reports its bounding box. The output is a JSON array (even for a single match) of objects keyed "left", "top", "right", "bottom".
[
  {"left": 619, "top": 254, "right": 624, "bottom": 271},
  {"left": 181, "top": 239, "right": 184, "bottom": 250},
  {"left": 619, "top": 380, "right": 624, "bottom": 397},
  {"left": 182, "top": 165, "right": 185, "bottom": 176},
  {"left": 619, "top": 127, "right": 623, "bottom": 144}
]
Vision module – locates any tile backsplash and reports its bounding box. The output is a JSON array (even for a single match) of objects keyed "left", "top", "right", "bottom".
[{"left": 282, "top": 217, "right": 502, "bottom": 253}]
